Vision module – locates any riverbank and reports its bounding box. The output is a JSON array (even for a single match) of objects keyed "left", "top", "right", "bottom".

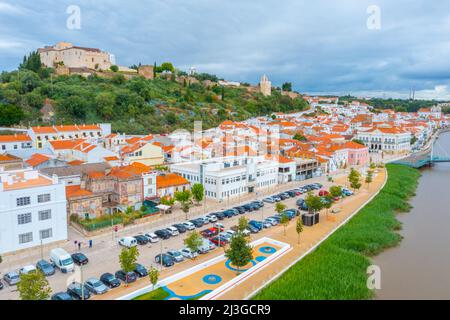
[{"left": 252, "top": 164, "right": 420, "bottom": 300}]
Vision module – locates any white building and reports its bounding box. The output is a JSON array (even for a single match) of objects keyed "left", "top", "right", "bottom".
[
  {"left": 356, "top": 127, "right": 412, "bottom": 154},
  {"left": 0, "top": 134, "right": 33, "bottom": 153},
  {"left": 0, "top": 169, "right": 67, "bottom": 254},
  {"left": 171, "top": 155, "right": 278, "bottom": 202}
]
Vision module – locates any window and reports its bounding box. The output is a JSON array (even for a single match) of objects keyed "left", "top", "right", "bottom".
[
  {"left": 18, "top": 213, "right": 32, "bottom": 225},
  {"left": 38, "top": 194, "right": 51, "bottom": 203},
  {"left": 40, "top": 229, "right": 53, "bottom": 240},
  {"left": 1, "top": 145, "right": 5, "bottom": 150},
  {"left": 19, "top": 232, "right": 33, "bottom": 244},
  {"left": 17, "top": 197, "right": 31, "bottom": 207},
  {"left": 38, "top": 210, "right": 52, "bottom": 221}
]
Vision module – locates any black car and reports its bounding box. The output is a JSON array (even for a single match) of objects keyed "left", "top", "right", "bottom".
[
  {"left": 286, "top": 191, "right": 297, "bottom": 197},
  {"left": 71, "top": 252, "right": 89, "bottom": 266},
  {"left": 247, "top": 225, "right": 259, "bottom": 233},
  {"left": 0, "top": 280, "right": 3, "bottom": 290},
  {"left": 115, "top": 270, "right": 137, "bottom": 284},
  {"left": 51, "top": 292, "right": 73, "bottom": 300},
  {"left": 222, "top": 210, "right": 235, "bottom": 218},
  {"left": 233, "top": 206, "right": 246, "bottom": 214},
  {"left": 189, "top": 218, "right": 204, "bottom": 228},
  {"left": 155, "top": 254, "right": 175, "bottom": 267},
  {"left": 277, "top": 193, "right": 289, "bottom": 200},
  {"left": 154, "top": 229, "right": 171, "bottom": 240},
  {"left": 100, "top": 273, "right": 121, "bottom": 289},
  {"left": 133, "top": 235, "right": 149, "bottom": 245},
  {"left": 134, "top": 263, "right": 148, "bottom": 278},
  {"left": 242, "top": 204, "right": 253, "bottom": 212},
  {"left": 211, "top": 212, "right": 225, "bottom": 220},
  {"left": 172, "top": 223, "right": 187, "bottom": 233},
  {"left": 250, "top": 201, "right": 263, "bottom": 209},
  {"left": 67, "top": 282, "right": 91, "bottom": 300}
]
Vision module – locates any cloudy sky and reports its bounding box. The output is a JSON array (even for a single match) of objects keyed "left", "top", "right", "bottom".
[{"left": 1, "top": 0, "right": 450, "bottom": 99}]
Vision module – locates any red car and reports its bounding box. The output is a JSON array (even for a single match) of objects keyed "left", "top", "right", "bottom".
[
  {"left": 210, "top": 236, "right": 229, "bottom": 247},
  {"left": 201, "top": 227, "right": 223, "bottom": 238},
  {"left": 318, "top": 190, "right": 329, "bottom": 196}
]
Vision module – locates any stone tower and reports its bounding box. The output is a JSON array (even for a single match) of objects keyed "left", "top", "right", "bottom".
[{"left": 260, "top": 74, "right": 272, "bottom": 96}]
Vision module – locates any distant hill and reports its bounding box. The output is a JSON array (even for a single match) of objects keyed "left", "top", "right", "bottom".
[
  {"left": 0, "top": 59, "right": 309, "bottom": 134},
  {"left": 338, "top": 95, "right": 441, "bottom": 113}
]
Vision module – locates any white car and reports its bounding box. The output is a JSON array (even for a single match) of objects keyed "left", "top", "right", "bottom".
[
  {"left": 265, "top": 218, "right": 278, "bottom": 226},
  {"left": 118, "top": 237, "right": 137, "bottom": 248},
  {"left": 205, "top": 214, "right": 218, "bottom": 223},
  {"left": 242, "top": 229, "right": 251, "bottom": 236},
  {"left": 262, "top": 221, "right": 272, "bottom": 229},
  {"left": 167, "top": 250, "right": 184, "bottom": 262},
  {"left": 19, "top": 265, "right": 37, "bottom": 275},
  {"left": 180, "top": 248, "right": 198, "bottom": 259},
  {"left": 182, "top": 222, "right": 196, "bottom": 230},
  {"left": 145, "top": 233, "right": 160, "bottom": 243},
  {"left": 214, "top": 223, "right": 225, "bottom": 230},
  {"left": 225, "top": 229, "right": 236, "bottom": 237},
  {"left": 219, "top": 232, "right": 232, "bottom": 241},
  {"left": 166, "top": 226, "right": 179, "bottom": 236}
]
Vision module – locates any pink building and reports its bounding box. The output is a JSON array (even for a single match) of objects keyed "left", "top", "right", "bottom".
[{"left": 345, "top": 141, "right": 369, "bottom": 166}]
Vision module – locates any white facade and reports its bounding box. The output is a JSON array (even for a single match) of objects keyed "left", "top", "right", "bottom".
[
  {"left": 356, "top": 129, "right": 412, "bottom": 153},
  {"left": 143, "top": 172, "right": 157, "bottom": 199},
  {"left": 0, "top": 170, "right": 67, "bottom": 254},
  {"left": 171, "top": 156, "right": 278, "bottom": 201},
  {"left": 0, "top": 135, "right": 33, "bottom": 153}
]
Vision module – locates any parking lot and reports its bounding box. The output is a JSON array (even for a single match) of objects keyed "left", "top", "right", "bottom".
[{"left": 0, "top": 176, "right": 341, "bottom": 300}]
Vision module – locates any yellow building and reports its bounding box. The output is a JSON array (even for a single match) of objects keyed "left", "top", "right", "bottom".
[{"left": 121, "top": 142, "right": 164, "bottom": 166}]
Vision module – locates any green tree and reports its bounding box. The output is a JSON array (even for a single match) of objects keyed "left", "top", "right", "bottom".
[
  {"left": 280, "top": 213, "right": 290, "bottom": 236},
  {"left": 19, "top": 51, "right": 42, "bottom": 73},
  {"left": 305, "top": 191, "right": 324, "bottom": 214},
  {"left": 110, "top": 65, "right": 119, "bottom": 72},
  {"left": 365, "top": 170, "right": 373, "bottom": 189},
  {"left": 119, "top": 246, "right": 139, "bottom": 285},
  {"left": 348, "top": 168, "right": 362, "bottom": 191},
  {"left": 296, "top": 217, "right": 303, "bottom": 244},
  {"left": 275, "top": 202, "right": 287, "bottom": 214},
  {"left": 174, "top": 190, "right": 193, "bottom": 219},
  {"left": 238, "top": 216, "right": 249, "bottom": 232},
  {"left": 0, "top": 104, "right": 25, "bottom": 126},
  {"left": 184, "top": 231, "right": 203, "bottom": 258},
  {"left": 95, "top": 92, "right": 116, "bottom": 120},
  {"left": 225, "top": 233, "right": 253, "bottom": 274},
  {"left": 148, "top": 266, "right": 159, "bottom": 291},
  {"left": 322, "top": 195, "right": 334, "bottom": 218},
  {"left": 293, "top": 133, "right": 307, "bottom": 142},
  {"left": 160, "top": 62, "right": 175, "bottom": 73},
  {"left": 282, "top": 82, "right": 292, "bottom": 92},
  {"left": 329, "top": 185, "right": 342, "bottom": 198},
  {"left": 17, "top": 271, "right": 52, "bottom": 300},
  {"left": 191, "top": 183, "right": 205, "bottom": 205}
]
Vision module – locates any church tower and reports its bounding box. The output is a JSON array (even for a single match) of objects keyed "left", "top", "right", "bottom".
[{"left": 260, "top": 74, "right": 272, "bottom": 97}]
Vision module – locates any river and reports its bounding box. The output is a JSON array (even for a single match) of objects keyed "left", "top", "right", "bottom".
[{"left": 374, "top": 131, "right": 450, "bottom": 299}]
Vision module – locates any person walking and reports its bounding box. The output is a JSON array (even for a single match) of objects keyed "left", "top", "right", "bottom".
[
  {"left": 89, "top": 239, "right": 93, "bottom": 248},
  {"left": 78, "top": 242, "right": 81, "bottom": 251}
]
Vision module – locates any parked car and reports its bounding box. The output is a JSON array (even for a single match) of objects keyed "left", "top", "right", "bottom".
[
  {"left": 205, "top": 214, "right": 218, "bottom": 222},
  {"left": 242, "top": 204, "right": 254, "bottom": 212},
  {"left": 263, "top": 197, "right": 276, "bottom": 203},
  {"left": 270, "top": 215, "right": 282, "bottom": 223},
  {"left": 51, "top": 292, "right": 73, "bottom": 300},
  {"left": 3, "top": 272, "right": 20, "bottom": 286},
  {"left": 36, "top": 259, "right": 55, "bottom": 276},
  {"left": 133, "top": 235, "right": 149, "bottom": 245},
  {"left": 265, "top": 217, "right": 279, "bottom": 226},
  {"left": 182, "top": 221, "right": 196, "bottom": 230},
  {"left": 167, "top": 250, "right": 184, "bottom": 263},
  {"left": 296, "top": 198, "right": 305, "bottom": 206},
  {"left": 249, "top": 220, "right": 263, "bottom": 231},
  {"left": 219, "top": 232, "right": 233, "bottom": 242},
  {"left": 286, "top": 190, "right": 297, "bottom": 197},
  {"left": 318, "top": 190, "right": 330, "bottom": 197},
  {"left": 118, "top": 237, "right": 138, "bottom": 248},
  {"left": 67, "top": 282, "right": 91, "bottom": 300},
  {"left": 233, "top": 206, "right": 246, "bottom": 214},
  {"left": 201, "top": 228, "right": 220, "bottom": 238},
  {"left": 172, "top": 224, "right": 187, "bottom": 234},
  {"left": 19, "top": 265, "right": 37, "bottom": 275},
  {"left": 85, "top": 278, "right": 109, "bottom": 295},
  {"left": 134, "top": 263, "right": 148, "bottom": 277},
  {"left": 247, "top": 225, "right": 259, "bottom": 234},
  {"left": 166, "top": 226, "right": 180, "bottom": 237},
  {"left": 299, "top": 202, "right": 309, "bottom": 211},
  {"left": 248, "top": 203, "right": 260, "bottom": 211},
  {"left": 251, "top": 200, "right": 264, "bottom": 208},
  {"left": 278, "top": 193, "right": 289, "bottom": 200},
  {"left": 155, "top": 254, "right": 175, "bottom": 267},
  {"left": 0, "top": 280, "right": 3, "bottom": 290},
  {"left": 154, "top": 229, "right": 171, "bottom": 240},
  {"left": 272, "top": 195, "right": 282, "bottom": 202},
  {"left": 197, "top": 216, "right": 211, "bottom": 225},
  {"left": 210, "top": 236, "right": 229, "bottom": 247},
  {"left": 262, "top": 221, "right": 272, "bottom": 228},
  {"left": 180, "top": 248, "right": 199, "bottom": 259},
  {"left": 201, "top": 238, "right": 217, "bottom": 251},
  {"left": 210, "top": 212, "right": 225, "bottom": 220},
  {"left": 222, "top": 210, "right": 235, "bottom": 218},
  {"left": 144, "top": 233, "right": 160, "bottom": 243},
  {"left": 100, "top": 273, "right": 121, "bottom": 289},
  {"left": 71, "top": 252, "right": 89, "bottom": 266},
  {"left": 115, "top": 270, "right": 137, "bottom": 284},
  {"left": 214, "top": 223, "right": 225, "bottom": 230},
  {"left": 189, "top": 218, "right": 204, "bottom": 228}
]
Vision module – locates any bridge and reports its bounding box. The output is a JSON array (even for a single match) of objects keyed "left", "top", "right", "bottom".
[{"left": 392, "top": 135, "right": 450, "bottom": 168}]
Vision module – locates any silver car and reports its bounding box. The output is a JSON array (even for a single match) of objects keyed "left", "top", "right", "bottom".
[
  {"left": 167, "top": 250, "right": 185, "bottom": 263},
  {"left": 85, "top": 278, "right": 109, "bottom": 295},
  {"left": 3, "top": 272, "right": 20, "bottom": 286}
]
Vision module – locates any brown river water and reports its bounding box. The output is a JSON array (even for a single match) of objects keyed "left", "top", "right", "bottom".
[{"left": 374, "top": 131, "right": 450, "bottom": 299}]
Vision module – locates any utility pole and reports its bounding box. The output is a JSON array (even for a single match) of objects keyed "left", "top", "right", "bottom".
[
  {"left": 80, "top": 264, "right": 85, "bottom": 301},
  {"left": 160, "top": 239, "right": 163, "bottom": 273}
]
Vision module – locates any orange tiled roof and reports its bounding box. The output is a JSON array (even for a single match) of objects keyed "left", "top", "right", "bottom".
[
  {"left": 68, "top": 160, "right": 85, "bottom": 166},
  {"left": 157, "top": 173, "right": 189, "bottom": 189},
  {"left": 0, "top": 134, "right": 32, "bottom": 143},
  {"left": 66, "top": 185, "right": 93, "bottom": 199},
  {"left": 31, "top": 126, "right": 56, "bottom": 134},
  {"left": 26, "top": 153, "right": 51, "bottom": 167},
  {"left": 49, "top": 139, "right": 84, "bottom": 150}
]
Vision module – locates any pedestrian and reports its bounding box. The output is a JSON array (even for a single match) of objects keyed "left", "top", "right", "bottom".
[
  {"left": 89, "top": 239, "right": 93, "bottom": 248},
  {"left": 78, "top": 242, "right": 81, "bottom": 251},
  {"left": 74, "top": 240, "right": 78, "bottom": 248}
]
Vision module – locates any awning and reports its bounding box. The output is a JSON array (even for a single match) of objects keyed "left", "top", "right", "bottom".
[{"left": 156, "top": 204, "right": 171, "bottom": 211}]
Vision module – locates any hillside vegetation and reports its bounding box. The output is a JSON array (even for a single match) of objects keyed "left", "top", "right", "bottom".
[{"left": 0, "top": 54, "right": 309, "bottom": 134}]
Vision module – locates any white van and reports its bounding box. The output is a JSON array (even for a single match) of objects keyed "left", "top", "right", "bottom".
[
  {"left": 50, "top": 248, "right": 74, "bottom": 273},
  {"left": 19, "top": 265, "right": 37, "bottom": 275},
  {"left": 118, "top": 237, "right": 137, "bottom": 248}
]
